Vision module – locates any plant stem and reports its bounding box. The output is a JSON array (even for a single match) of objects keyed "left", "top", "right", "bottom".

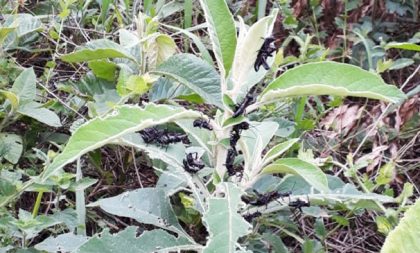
[
  {"left": 76, "top": 158, "right": 87, "bottom": 236},
  {"left": 32, "top": 191, "right": 44, "bottom": 218}
]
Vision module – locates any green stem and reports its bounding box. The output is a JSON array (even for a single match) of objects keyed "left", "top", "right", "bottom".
[
  {"left": 32, "top": 191, "right": 44, "bottom": 218},
  {"left": 76, "top": 158, "right": 87, "bottom": 235}
]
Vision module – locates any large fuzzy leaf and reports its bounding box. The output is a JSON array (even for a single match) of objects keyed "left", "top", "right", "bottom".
[
  {"left": 381, "top": 199, "right": 420, "bottom": 253},
  {"left": 229, "top": 11, "right": 278, "bottom": 101},
  {"left": 259, "top": 62, "right": 406, "bottom": 106},
  {"left": 0, "top": 133, "right": 23, "bottom": 164},
  {"left": 152, "top": 54, "right": 223, "bottom": 108},
  {"left": 74, "top": 227, "right": 199, "bottom": 253},
  {"left": 202, "top": 183, "right": 251, "bottom": 253},
  {"left": 261, "top": 158, "right": 329, "bottom": 193},
  {"left": 18, "top": 102, "right": 62, "bottom": 127},
  {"left": 61, "top": 39, "right": 137, "bottom": 63},
  {"left": 2, "top": 14, "right": 42, "bottom": 49},
  {"left": 198, "top": 0, "right": 237, "bottom": 77},
  {"left": 40, "top": 104, "right": 200, "bottom": 181},
  {"left": 88, "top": 188, "right": 189, "bottom": 238},
  {"left": 35, "top": 233, "right": 88, "bottom": 252},
  {"left": 10, "top": 67, "right": 36, "bottom": 103}
]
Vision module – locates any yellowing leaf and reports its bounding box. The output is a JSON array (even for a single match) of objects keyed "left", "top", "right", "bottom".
[
  {"left": 146, "top": 34, "right": 177, "bottom": 69},
  {"left": 0, "top": 90, "right": 19, "bottom": 110},
  {"left": 126, "top": 75, "right": 149, "bottom": 95}
]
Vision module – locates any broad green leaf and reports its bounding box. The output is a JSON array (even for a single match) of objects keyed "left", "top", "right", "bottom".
[
  {"left": 385, "top": 42, "right": 420, "bottom": 52},
  {"left": 230, "top": 11, "right": 278, "bottom": 101},
  {"left": 88, "top": 188, "right": 188, "bottom": 237},
  {"left": 198, "top": 0, "right": 237, "bottom": 76},
  {"left": 259, "top": 62, "right": 406, "bottom": 105},
  {"left": 202, "top": 183, "right": 251, "bottom": 253},
  {"left": 3, "top": 14, "right": 42, "bottom": 37},
  {"left": 389, "top": 58, "right": 414, "bottom": 70},
  {"left": 0, "top": 133, "right": 23, "bottom": 164},
  {"left": 14, "top": 209, "right": 64, "bottom": 239},
  {"left": 35, "top": 233, "right": 88, "bottom": 252},
  {"left": 10, "top": 68, "right": 36, "bottom": 103},
  {"left": 41, "top": 104, "right": 200, "bottom": 181},
  {"left": 156, "top": 171, "right": 188, "bottom": 195},
  {"left": 0, "top": 90, "right": 19, "bottom": 110},
  {"left": 381, "top": 199, "right": 420, "bottom": 253},
  {"left": 261, "top": 138, "right": 299, "bottom": 167},
  {"left": 261, "top": 158, "right": 329, "bottom": 193},
  {"left": 18, "top": 102, "right": 62, "bottom": 127},
  {"left": 61, "top": 39, "right": 137, "bottom": 63},
  {"left": 152, "top": 54, "right": 223, "bottom": 108},
  {"left": 149, "top": 77, "right": 193, "bottom": 102},
  {"left": 75, "top": 227, "right": 199, "bottom": 253},
  {"left": 88, "top": 60, "right": 117, "bottom": 81}
]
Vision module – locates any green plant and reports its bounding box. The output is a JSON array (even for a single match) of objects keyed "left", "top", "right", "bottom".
[{"left": 1, "top": 1, "right": 415, "bottom": 252}]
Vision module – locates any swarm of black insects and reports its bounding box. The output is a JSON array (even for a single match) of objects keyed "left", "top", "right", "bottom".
[
  {"left": 139, "top": 127, "right": 190, "bottom": 146},
  {"left": 241, "top": 189, "right": 291, "bottom": 207},
  {"left": 223, "top": 120, "right": 252, "bottom": 177}
]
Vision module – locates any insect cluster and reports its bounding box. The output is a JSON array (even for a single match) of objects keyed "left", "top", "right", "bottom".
[
  {"left": 183, "top": 152, "right": 205, "bottom": 173},
  {"left": 241, "top": 189, "right": 310, "bottom": 222},
  {"left": 254, "top": 36, "right": 277, "bottom": 72},
  {"left": 241, "top": 189, "right": 291, "bottom": 207},
  {"left": 193, "top": 118, "right": 213, "bottom": 130},
  {"left": 139, "top": 127, "right": 190, "bottom": 146}
]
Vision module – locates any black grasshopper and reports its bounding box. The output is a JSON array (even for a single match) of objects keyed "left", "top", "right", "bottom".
[
  {"left": 183, "top": 152, "right": 205, "bottom": 173},
  {"left": 193, "top": 118, "right": 213, "bottom": 131},
  {"left": 254, "top": 36, "right": 277, "bottom": 72}
]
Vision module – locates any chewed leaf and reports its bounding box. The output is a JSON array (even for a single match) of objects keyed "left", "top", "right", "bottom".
[
  {"left": 35, "top": 233, "right": 88, "bottom": 252},
  {"left": 88, "top": 188, "right": 187, "bottom": 237},
  {"left": 259, "top": 62, "right": 406, "bottom": 105},
  {"left": 74, "top": 227, "right": 199, "bottom": 253}
]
